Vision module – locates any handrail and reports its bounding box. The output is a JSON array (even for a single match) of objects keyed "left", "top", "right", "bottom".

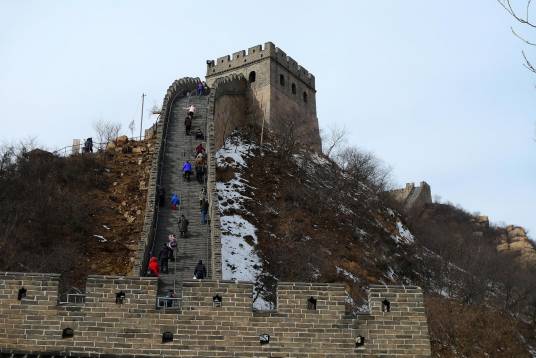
[{"left": 51, "top": 131, "right": 155, "bottom": 157}]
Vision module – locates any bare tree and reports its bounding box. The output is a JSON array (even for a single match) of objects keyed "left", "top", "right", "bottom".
[
  {"left": 93, "top": 120, "right": 122, "bottom": 149},
  {"left": 128, "top": 119, "right": 135, "bottom": 139},
  {"left": 271, "top": 117, "right": 300, "bottom": 161},
  {"left": 336, "top": 146, "right": 393, "bottom": 192},
  {"left": 322, "top": 124, "right": 348, "bottom": 159},
  {"left": 498, "top": 0, "right": 536, "bottom": 73}
]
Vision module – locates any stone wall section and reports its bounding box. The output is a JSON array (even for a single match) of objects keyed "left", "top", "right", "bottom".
[
  {"left": 206, "top": 42, "right": 321, "bottom": 152},
  {"left": 356, "top": 285, "right": 432, "bottom": 357},
  {"left": 0, "top": 272, "right": 431, "bottom": 357},
  {"left": 206, "top": 42, "right": 314, "bottom": 89},
  {"left": 131, "top": 78, "right": 200, "bottom": 276},
  {"left": 388, "top": 181, "right": 432, "bottom": 213}
]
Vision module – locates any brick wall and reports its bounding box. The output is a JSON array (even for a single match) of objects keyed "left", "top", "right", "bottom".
[
  {"left": 206, "top": 43, "right": 322, "bottom": 152},
  {"left": 387, "top": 181, "right": 432, "bottom": 213},
  {"left": 0, "top": 272, "right": 431, "bottom": 357}
]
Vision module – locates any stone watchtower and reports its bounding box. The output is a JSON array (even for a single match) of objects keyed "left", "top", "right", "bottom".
[{"left": 206, "top": 42, "right": 321, "bottom": 151}]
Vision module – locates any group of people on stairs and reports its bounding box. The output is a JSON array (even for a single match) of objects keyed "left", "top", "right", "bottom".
[{"left": 147, "top": 92, "right": 209, "bottom": 281}]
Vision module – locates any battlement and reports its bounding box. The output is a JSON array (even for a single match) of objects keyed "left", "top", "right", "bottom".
[
  {"left": 388, "top": 181, "right": 432, "bottom": 212},
  {"left": 206, "top": 41, "right": 316, "bottom": 89},
  {"left": 0, "top": 272, "right": 431, "bottom": 357}
]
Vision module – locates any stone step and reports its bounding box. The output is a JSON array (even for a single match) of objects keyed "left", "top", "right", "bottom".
[{"left": 152, "top": 94, "right": 212, "bottom": 295}]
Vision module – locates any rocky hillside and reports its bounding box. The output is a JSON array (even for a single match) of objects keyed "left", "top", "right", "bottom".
[
  {"left": 216, "top": 132, "right": 419, "bottom": 308},
  {"left": 497, "top": 225, "right": 536, "bottom": 264},
  {"left": 215, "top": 130, "right": 535, "bottom": 356},
  {"left": 0, "top": 137, "right": 154, "bottom": 292}
]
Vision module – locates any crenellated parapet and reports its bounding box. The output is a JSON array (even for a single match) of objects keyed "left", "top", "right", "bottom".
[
  {"left": 388, "top": 181, "right": 432, "bottom": 212},
  {"left": 206, "top": 42, "right": 315, "bottom": 89},
  {"left": 205, "top": 43, "right": 322, "bottom": 152},
  {"left": 0, "top": 272, "right": 431, "bottom": 357}
]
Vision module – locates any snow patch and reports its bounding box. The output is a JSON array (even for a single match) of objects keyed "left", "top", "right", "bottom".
[
  {"left": 391, "top": 221, "right": 415, "bottom": 244},
  {"left": 220, "top": 215, "right": 261, "bottom": 283},
  {"left": 217, "top": 136, "right": 256, "bottom": 169},
  {"left": 336, "top": 267, "right": 360, "bottom": 283},
  {"left": 93, "top": 235, "right": 107, "bottom": 243}
]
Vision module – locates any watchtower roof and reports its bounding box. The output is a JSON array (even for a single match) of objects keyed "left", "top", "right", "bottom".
[{"left": 206, "top": 42, "right": 315, "bottom": 89}]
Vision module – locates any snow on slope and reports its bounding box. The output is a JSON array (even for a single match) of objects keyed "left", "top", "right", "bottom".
[{"left": 216, "top": 135, "right": 271, "bottom": 308}]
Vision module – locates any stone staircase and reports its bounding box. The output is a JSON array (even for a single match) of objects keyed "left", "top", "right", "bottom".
[{"left": 153, "top": 94, "right": 211, "bottom": 296}]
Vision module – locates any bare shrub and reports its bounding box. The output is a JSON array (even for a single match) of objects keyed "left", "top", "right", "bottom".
[
  {"left": 321, "top": 124, "right": 348, "bottom": 159},
  {"left": 336, "top": 146, "right": 393, "bottom": 193},
  {"left": 270, "top": 117, "right": 300, "bottom": 161},
  {"left": 93, "top": 120, "right": 122, "bottom": 149}
]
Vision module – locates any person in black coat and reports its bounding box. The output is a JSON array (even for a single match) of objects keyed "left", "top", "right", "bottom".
[
  {"left": 193, "top": 260, "right": 207, "bottom": 279},
  {"left": 158, "top": 245, "right": 172, "bottom": 274}
]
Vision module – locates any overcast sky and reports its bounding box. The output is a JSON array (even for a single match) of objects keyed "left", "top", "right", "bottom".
[{"left": 1, "top": 1, "right": 534, "bottom": 236}]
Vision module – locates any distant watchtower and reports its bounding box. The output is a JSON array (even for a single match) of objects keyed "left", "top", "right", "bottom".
[{"left": 206, "top": 42, "right": 321, "bottom": 151}]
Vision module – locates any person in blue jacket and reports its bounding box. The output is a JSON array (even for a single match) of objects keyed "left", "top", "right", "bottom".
[
  {"left": 170, "top": 193, "right": 180, "bottom": 210},
  {"left": 182, "top": 160, "right": 193, "bottom": 181}
]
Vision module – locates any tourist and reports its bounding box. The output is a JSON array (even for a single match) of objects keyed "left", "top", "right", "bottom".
[
  {"left": 194, "top": 128, "right": 204, "bottom": 140},
  {"left": 201, "top": 199, "right": 209, "bottom": 224},
  {"left": 158, "top": 245, "right": 172, "bottom": 274},
  {"left": 182, "top": 160, "right": 193, "bottom": 181},
  {"left": 148, "top": 256, "right": 160, "bottom": 277},
  {"left": 199, "top": 188, "right": 206, "bottom": 208},
  {"left": 166, "top": 289, "right": 176, "bottom": 308},
  {"left": 196, "top": 82, "right": 204, "bottom": 96},
  {"left": 193, "top": 260, "right": 207, "bottom": 279},
  {"left": 185, "top": 104, "right": 195, "bottom": 117},
  {"left": 195, "top": 143, "right": 205, "bottom": 155},
  {"left": 178, "top": 214, "right": 189, "bottom": 238},
  {"left": 170, "top": 192, "right": 180, "bottom": 210},
  {"left": 195, "top": 164, "right": 204, "bottom": 183},
  {"left": 167, "top": 234, "right": 177, "bottom": 261},
  {"left": 184, "top": 115, "right": 192, "bottom": 135}
]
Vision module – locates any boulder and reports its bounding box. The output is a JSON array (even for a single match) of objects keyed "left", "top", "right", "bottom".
[
  {"left": 507, "top": 226, "right": 526, "bottom": 239},
  {"left": 475, "top": 216, "right": 489, "bottom": 227},
  {"left": 132, "top": 146, "right": 146, "bottom": 154},
  {"left": 106, "top": 142, "right": 116, "bottom": 151},
  {"left": 116, "top": 135, "right": 129, "bottom": 146},
  {"left": 139, "top": 180, "right": 147, "bottom": 190}
]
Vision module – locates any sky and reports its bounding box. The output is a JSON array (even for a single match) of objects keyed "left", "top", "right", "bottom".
[{"left": 0, "top": 1, "right": 534, "bottom": 236}]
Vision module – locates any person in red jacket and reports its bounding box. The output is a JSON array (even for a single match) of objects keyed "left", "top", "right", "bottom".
[
  {"left": 195, "top": 143, "right": 205, "bottom": 155},
  {"left": 148, "top": 256, "right": 160, "bottom": 277}
]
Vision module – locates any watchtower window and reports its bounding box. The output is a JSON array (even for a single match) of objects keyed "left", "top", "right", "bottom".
[
  {"left": 291, "top": 83, "right": 296, "bottom": 94},
  {"left": 279, "top": 74, "right": 285, "bottom": 86},
  {"left": 303, "top": 91, "right": 308, "bottom": 103},
  {"left": 249, "top": 71, "right": 256, "bottom": 83}
]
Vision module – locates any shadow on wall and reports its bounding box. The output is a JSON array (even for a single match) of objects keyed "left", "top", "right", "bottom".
[
  {"left": 212, "top": 75, "right": 319, "bottom": 151},
  {"left": 213, "top": 75, "right": 264, "bottom": 148}
]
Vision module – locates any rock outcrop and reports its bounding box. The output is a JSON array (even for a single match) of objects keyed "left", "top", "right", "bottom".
[{"left": 497, "top": 225, "right": 536, "bottom": 265}]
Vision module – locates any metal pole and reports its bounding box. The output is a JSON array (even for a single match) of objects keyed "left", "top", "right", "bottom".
[
  {"left": 260, "top": 105, "right": 266, "bottom": 155},
  {"left": 139, "top": 93, "right": 146, "bottom": 140}
]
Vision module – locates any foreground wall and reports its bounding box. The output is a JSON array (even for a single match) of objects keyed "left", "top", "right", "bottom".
[{"left": 0, "top": 272, "right": 431, "bottom": 357}]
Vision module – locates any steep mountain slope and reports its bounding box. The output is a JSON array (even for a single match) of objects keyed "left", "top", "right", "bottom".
[
  {"left": 0, "top": 139, "right": 154, "bottom": 292},
  {"left": 215, "top": 130, "right": 535, "bottom": 356},
  {"left": 216, "top": 132, "right": 417, "bottom": 309}
]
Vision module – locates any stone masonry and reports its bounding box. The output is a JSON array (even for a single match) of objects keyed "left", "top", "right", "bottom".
[
  {"left": 0, "top": 272, "right": 431, "bottom": 357},
  {"left": 388, "top": 181, "right": 432, "bottom": 213},
  {"left": 0, "top": 49, "right": 433, "bottom": 356},
  {"left": 206, "top": 42, "right": 321, "bottom": 152}
]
